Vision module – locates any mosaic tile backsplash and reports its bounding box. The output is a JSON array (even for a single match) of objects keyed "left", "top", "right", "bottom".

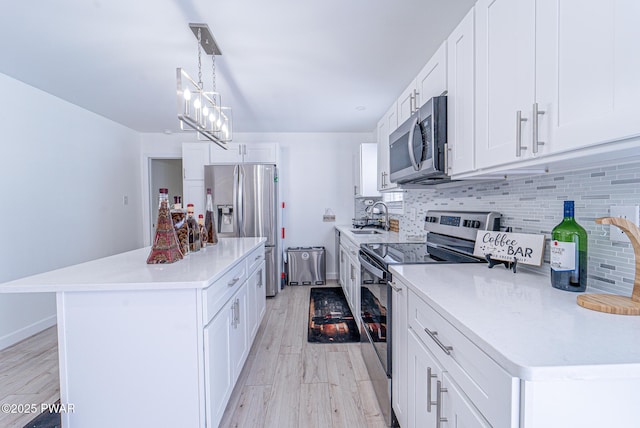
[{"left": 396, "top": 162, "right": 640, "bottom": 296}]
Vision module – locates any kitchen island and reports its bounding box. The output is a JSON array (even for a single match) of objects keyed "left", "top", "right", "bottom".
[
  {"left": 0, "top": 237, "right": 266, "bottom": 428},
  {"left": 392, "top": 263, "right": 640, "bottom": 427}
]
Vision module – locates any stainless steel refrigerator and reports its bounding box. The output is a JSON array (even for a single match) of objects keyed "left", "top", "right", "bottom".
[{"left": 204, "top": 164, "right": 279, "bottom": 296}]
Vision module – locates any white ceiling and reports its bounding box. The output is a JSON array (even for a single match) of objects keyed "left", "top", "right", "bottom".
[{"left": 0, "top": 0, "right": 474, "bottom": 133}]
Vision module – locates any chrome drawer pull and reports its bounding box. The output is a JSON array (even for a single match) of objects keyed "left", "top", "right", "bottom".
[
  {"left": 426, "top": 367, "right": 438, "bottom": 413},
  {"left": 228, "top": 277, "right": 241, "bottom": 287},
  {"left": 424, "top": 328, "right": 453, "bottom": 355},
  {"left": 516, "top": 110, "right": 528, "bottom": 157}
]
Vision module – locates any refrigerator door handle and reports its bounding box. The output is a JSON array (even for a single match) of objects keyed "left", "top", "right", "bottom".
[
  {"left": 238, "top": 165, "right": 245, "bottom": 237},
  {"left": 233, "top": 165, "right": 240, "bottom": 237}
]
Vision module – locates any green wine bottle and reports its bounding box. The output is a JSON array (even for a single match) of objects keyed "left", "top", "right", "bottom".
[{"left": 550, "top": 201, "right": 588, "bottom": 291}]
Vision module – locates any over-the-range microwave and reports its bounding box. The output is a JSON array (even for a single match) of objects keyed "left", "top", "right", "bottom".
[{"left": 389, "top": 95, "right": 449, "bottom": 185}]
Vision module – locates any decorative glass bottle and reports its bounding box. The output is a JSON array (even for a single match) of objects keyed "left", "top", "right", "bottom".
[
  {"left": 171, "top": 196, "right": 189, "bottom": 256},
  {"left": 204, "top": 188, "right": 219, "bottom": 245},
  {"left": 187, "top": 203, "right": 201, "bottom": 252},
  {"left": 147, "top": 188, "right": 183, "bottom": 264},
  {"left": 198, "top": 214, "right": 208, "bottom": 248},
  {"left": 550, "top": 200, "right": 588, "bottom": 291}
]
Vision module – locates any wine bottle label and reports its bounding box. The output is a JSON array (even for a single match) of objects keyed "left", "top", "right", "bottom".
[{"left": 550, "top": 240, "right": 576, "bottom": 271}]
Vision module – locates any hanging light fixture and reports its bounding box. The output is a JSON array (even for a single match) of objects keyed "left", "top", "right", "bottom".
[{"left": 176, "top": 23, "right": 232, "bottom": 148}]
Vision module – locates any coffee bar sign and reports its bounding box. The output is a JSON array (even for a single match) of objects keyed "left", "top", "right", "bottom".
[{"left": 473, "top": 231, "right": 545, "bottom": 266}]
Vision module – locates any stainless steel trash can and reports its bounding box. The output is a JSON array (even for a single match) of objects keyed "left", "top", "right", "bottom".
[{"left": 287, "top": 247, "right": 326, "bottom": 285}]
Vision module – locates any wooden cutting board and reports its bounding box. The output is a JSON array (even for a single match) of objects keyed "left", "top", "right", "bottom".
[{"left": 577, "top": 217, "right": 640, "bottom": 315}]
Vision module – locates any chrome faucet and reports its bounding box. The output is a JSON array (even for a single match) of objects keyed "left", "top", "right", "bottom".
[{"left": 371, "top": 201, "right": 390, "bottom": 231}]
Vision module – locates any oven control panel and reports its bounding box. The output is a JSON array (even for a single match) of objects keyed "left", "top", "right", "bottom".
[{"left": 424, "top": 210, "right": 501, "bottom": 241}]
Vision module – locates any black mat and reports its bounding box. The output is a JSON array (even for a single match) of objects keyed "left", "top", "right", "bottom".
[
  {"left": 23, "top": 410, "right": 60, "bottom": 428},
  {"left": 308, "top": 287, "right": 360, "bottom": 343}
]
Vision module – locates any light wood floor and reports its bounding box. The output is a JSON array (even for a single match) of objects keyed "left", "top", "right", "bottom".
[
  {"left": 220, "top": 281, "right": 386, "bottom": 428},
  {"left": 0, "top": 326, "right": 59, "bottom": 428},
  {"left": 0, "top": 282, "right": 385, "bottom": 428}
]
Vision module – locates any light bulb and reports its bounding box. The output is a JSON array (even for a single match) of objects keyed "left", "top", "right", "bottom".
[
  {"left": 209, "top": 113, "right": 215, "bottom": 122},
  {"left": 193, "top": 97, "right": 201, "bottom": 109},
  {"left": 183, "top": 88, "right": 191, "bottom": 101},
  {"left": 203, "top": 105, "right": 209, "bottom": 117}
]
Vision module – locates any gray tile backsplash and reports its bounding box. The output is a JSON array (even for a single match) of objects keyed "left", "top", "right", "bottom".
[{"left": 396, "top": 162, "right": 640, "bottom": 295}]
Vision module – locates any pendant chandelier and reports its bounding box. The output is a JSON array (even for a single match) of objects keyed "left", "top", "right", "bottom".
[{"left": 176, "top": 23, "right": 232, "bottom": 148}]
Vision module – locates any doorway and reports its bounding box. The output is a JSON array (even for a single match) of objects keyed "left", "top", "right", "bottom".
[{"left": 148, "top": 158, "right": 183, "bottom": 244}]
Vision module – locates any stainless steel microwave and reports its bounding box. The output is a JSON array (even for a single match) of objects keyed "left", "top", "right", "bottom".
[{"left": 389, "top": 95, "right": 448, "bottom": 184}]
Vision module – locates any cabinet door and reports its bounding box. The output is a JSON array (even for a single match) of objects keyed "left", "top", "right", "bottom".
[
  {"left": 408, "top": 328, "right": 442, "bottom": 428},
  {"left": 230, "top": 285, "right": 249, "bottom": 383},
  {"left": 441, "top": 372, "right": 491, "bottom": 428},
  {"left": 183, "top": 180, "right": 205, "bottom": 218},
  {"left": 359, "top": 143, "right": 380, "bottom": 197},
  {"left": 416, "top": 41, "right": 448, "bottom": 108},
  {"left": 247, "top": 261, "right": 267, "bottom": 341},
  {"left": 398, "top": 79, "right": 418, "bottom": 126},
  {"left": 447, "top": 8, "right": 476, "bottom": 176},
  {"left": 475, "top": 0, "right": 535, "bottom": 169},
  {"left": 391, "top": 280, "right": 409, "bottom": 428},
  {"left": 204, "top": 299, "right": 234, "bottom": 428},
  {"left": 377, "top": 103, "right": 399, "bottom": 191},
  {"left": 210, "top": 142, "right": 243, "bottom": 164},
  {"left": 536, "top": 0, "right": 640, "bottom": 155},
  {"left": 244, "top": 143, "right": 278, "bottom": 163},
  {"left": 182, "top": 142, "right": 210, "bottom": 180}
]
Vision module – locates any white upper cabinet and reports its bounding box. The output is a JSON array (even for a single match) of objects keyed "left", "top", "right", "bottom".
[
  {"left": 447, "top": 7, "right": 476, "bottom": 176},
  {"left": 355, "top": 143, "right": 379, "bottom": 197},
  {"left": 398, "top": 42, "right": 448, "bottom": 126},
  {"left": 536, "top": 0, "right": 640, "bottom": 155},
  {"left": 475, "top": 0, "right": 536, "bottom": 169},
  {"left": 377, "top": 103, "right": 399, "bottom": 191},
  {"left": 210, "top": 143, "right": 278, "bottom": 164},
  {"left": 475, "top": 0, "right": 640, "bottom": 171}
]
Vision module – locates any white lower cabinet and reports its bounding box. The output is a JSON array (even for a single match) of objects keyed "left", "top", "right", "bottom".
[
  {"left": 339, "top": 236, "right": 361, "bottom": 329},
  {"left": 406, "top": 286, "right": 518, "bottom": 428},
  {"left": 391, "top": 279, "right": 408, "bottom": 428},
  {"left": 204, "top": 294, "right": 235, "bottom": 427},
  {"left": 203, "top": 245, "right": 266, "bottom": 428}
]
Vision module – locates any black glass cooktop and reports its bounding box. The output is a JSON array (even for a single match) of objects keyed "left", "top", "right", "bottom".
[{"left": 361, "top": 239, "right": 484, "bottom": 267}]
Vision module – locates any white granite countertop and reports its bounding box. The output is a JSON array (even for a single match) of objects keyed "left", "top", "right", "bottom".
[
  {"left": 335, "top": 225, "right": 425, "bottom": 245},
  {"left": 391, "top": 263, "right": 640, "bottom": 381},
  {"left": 0, "top": 237, "right": 266, "bottom": 293}
]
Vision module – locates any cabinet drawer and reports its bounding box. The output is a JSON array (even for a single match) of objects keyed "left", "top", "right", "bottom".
[
  {"left": 408, "top": 289, "right": 517, "bottom": 428},
  {"left": 203, "top": 260, "right": 247, "bottom": 324},
  {"left": 247, "top": 245, "right": 265, "bottom": 274}
]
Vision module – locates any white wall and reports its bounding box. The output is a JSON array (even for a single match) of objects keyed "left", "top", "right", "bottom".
[
  {"left": 0, "top": 73, "right": 143, "bottom": 349},
  {"left": 139, "top": 132, "right": 372, "bottom": 278}
]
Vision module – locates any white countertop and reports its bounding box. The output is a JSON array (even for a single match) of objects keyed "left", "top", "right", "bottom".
[
  {"left": 335, "top": 225, "right": 424, "bottom": 245},
  {"left": 0, "top": 237, "right": 266, "bottom": 293},
  {"left": 391, "top": 263, "right": 640, "bottom": 381}
]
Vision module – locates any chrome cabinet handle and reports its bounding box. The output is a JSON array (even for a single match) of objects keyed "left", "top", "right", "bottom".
[
  {"left": 516, "top": 110, "right": 528, "bottom": 157},
  {"left": 424, "top": 328, "right": 453, "bottom": 355},
  {"left": 228, "top": 276, "right": 241, "bottom": 287},
  {"left": 257, "top": 270, "right": 263, "bottom": 288},
  {"left": 231, "top": 302, "right": 236, "bottom": 328},
  {"left": 409, "top": 93, "right": 415, "bottom": 115},
  {"left": 426, "top": 367, "right": 438, "bottom": 413},
  {"left": 235, "top": 299, "right": 240, "bottom": 325},
  {"left": 532, "top": 103, "right": 545, "bottom": 154},
  {"left": 413, "top": 89, "right": 420, "bottom": 113},
  {"left": 436, "top": 380, "right": 448, "bottom": 428}
]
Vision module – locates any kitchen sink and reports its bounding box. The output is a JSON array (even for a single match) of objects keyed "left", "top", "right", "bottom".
[{"left": 350, "top": 229, "right": 383, "bottom": 235}]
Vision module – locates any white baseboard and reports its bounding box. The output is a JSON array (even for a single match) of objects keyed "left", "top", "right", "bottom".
[{"left": 0, "top": 315, "right": 57, "bottom": 351}]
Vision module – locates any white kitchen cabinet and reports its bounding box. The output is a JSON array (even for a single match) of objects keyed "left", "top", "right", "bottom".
[
  {"left": 407, "top": 328, "right": 442, "bottom": 428},
  {"left": 398, "top": 42, "right": 448, "bottom": 125},
  {"left": 339, "top": 234, "right": 361, "bottom": 329},
  {"left": 377, "top": 103, "right": 399, "bottom": 191},
  {"left": 229, "top": 283, "right": 248, "bottom": 383},
  {"left": 391, "top": 279, "right": 408, "bottom": 428},
  {"left": 204, "top": 295, "right": 234, "bottom": 427},
  {"left": 210, "top": 142, "right": 278, "bottom": 164},
  {"left": 182, "top": 142, "right": 210, "bottom": 180},
  {"left": 475, "top": 0, "right": 640, "bottom": 171},
  {"left": 441, "top": 372, "right": 491, "bottom": 428},
  {"left": 354, "top": 143, "right": 379, "bottom": 197},
  {"left": 247, "top": 260, "right": 266, "bottom": 341},
  {"left": 447, "top": 8, "right": 476, "bottom": 176},
  {"left": 535, "top": 0, "right": 640, "bottom": 155},
  {"left": 183, "top": 180, "right": 205, "bottom": 217},
  {"left": 475, "top": 0, "right": 535, "bottom": 169}
]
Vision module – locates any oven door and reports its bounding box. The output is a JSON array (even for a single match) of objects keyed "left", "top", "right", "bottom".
[{"left": 358, "top": 250, "right": 390, "bottom": 375}]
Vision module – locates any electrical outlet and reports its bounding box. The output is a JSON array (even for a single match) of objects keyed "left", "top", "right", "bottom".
[
  {"left": 609, "top": 205, "right": 639, "bottom": 243},
  {"left": 123, "top": 195, "right": 129, "bottom": 206}
]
